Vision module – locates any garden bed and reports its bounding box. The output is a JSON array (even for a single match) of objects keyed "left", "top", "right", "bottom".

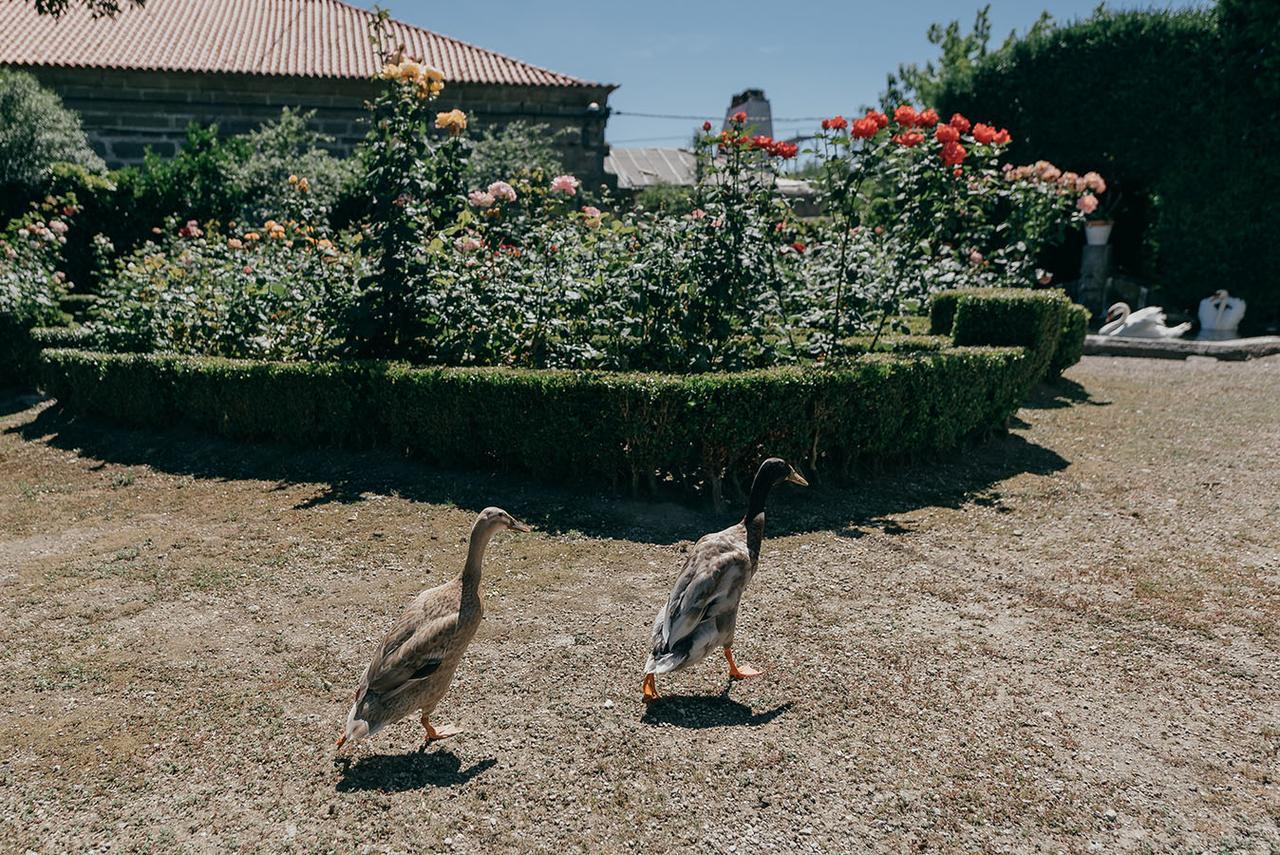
[{"left": 35, "top": 290, "right": 1079, "bottom": 500}]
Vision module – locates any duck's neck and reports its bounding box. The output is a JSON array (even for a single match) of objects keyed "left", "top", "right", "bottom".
[
  {"left": 460, "top": 523, "right": 496, "bottom": 597},
  {"left": 741, "top": 474, "right": 773, "bottom": 553}
]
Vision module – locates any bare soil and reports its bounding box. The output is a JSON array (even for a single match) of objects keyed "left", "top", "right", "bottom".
[{"left": 1, "top": 355, "right": 1277, "bottom": 853}]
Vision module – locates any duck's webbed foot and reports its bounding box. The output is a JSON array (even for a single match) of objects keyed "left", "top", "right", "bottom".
[
  {"left": 421, "top": 713, "right": 462, "bottom": 742},
  {"left": 642, "top": 673, "right": 660, "bottom": 703},
  {"left": 725, "top": 647, "right": 764, "bottom": 680}
]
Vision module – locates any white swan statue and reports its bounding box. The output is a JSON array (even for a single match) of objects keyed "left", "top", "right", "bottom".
[
  {"left": 1197, "top": 289, "right": 1246, "bottom": 340},
  {"left": 1098, "top": 302, "right": 1191, "bottom": 338}
]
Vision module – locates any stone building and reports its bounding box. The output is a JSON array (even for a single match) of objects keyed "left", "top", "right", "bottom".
[{"left": 0, "top": 0, "right": 616, "bottom": 187}]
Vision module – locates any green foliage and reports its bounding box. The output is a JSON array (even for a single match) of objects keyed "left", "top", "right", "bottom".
[
  {"left": 632, "top": 184, "right": 697, "bottom": 216},
  {"left": 930, "top": 5, "right": 1278, "bottom": 330},
  {"left": 346, "top": 49, "right": 470, "bottom": 358},
  {"left": 89, "top": 221, "right": 369, "bottom": 360},
  {"left": 225, "top": 108, "right": 360, "bottom": 225},
  {"left": 946, "top": 288, "right": 1066, "bottom": 393},
  {"left": 465, "top": 121, "right": 567, "bottom": 188},
  {"left": 1049, "top": 302, "right": 1089, "bottom": 378},
  {"left": 0, "top": 69, "right": 105, "bottom": 220},
  {"left": 38, "top": 343, "right": 1027, "bottom": 495}
]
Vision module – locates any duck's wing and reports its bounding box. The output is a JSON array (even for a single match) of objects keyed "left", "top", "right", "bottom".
[
  {"left": 361, "top": 592, "right": 461, "bottom": 700},
  {"left": 660, "top": 532, "right": 751, "bottom": 649}
]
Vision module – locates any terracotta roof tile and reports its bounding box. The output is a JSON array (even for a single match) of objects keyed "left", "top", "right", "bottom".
[{"left": 0, "top": 0, "right": 605, "bottom": 88}]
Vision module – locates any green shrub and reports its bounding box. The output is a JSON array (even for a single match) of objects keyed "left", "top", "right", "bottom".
[
  {"left": 38, "top": 345, "right": 1027, "bottom": 497},
  {"left": 465, "top": 120, "right": 568, "bottom": 188},
  {"left": 225, "top": 108, "right": 360, "bottom": 225},
  {"left": 931, "top": 288, "right": 1068, "bottom": 392},
  {"left": 89, "top": 222, "right": 370, "bottom": 360},
  {"left": 933, "top": 5, "right": 1278, "bottom": 331},
  {"left": 1049, "top": 303, "right": 1089, "bottom": 378},
  {"left": 0, "top": 69, "right": 105, "bottom": 221}
]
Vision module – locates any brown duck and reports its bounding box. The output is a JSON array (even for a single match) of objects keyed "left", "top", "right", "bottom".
[{"left": 338, "top": 507, "right": 528, "bottom": 748}]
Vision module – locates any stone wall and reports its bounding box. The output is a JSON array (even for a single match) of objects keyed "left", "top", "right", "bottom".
[{"left": 20, "top": 66, "right": 615, "bottom": 190}]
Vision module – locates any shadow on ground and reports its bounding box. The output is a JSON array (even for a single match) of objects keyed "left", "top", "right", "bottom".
[
  {"left": 334, "top": 749, "right": 496, "bottom": 792},
  {"left": 640, "top": 693, "right": 792, "bottom": 729},
  {"left": 2, "top": 387, "right": 1072, "bottom": 545},
  {"left": 1022, "top": 377, "right": 1111, "bottom": 410}
]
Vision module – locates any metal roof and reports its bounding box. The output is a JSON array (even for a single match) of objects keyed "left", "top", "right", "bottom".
[
  {"left": 604, "top": 148, "right": 696, "bottom": 190},
  {"left": 0, "top": 0, "right": 608, "bottom": 87}
]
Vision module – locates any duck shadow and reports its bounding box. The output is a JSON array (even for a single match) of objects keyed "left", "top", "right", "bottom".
[
  {"left": 7, "top": 389, "right": 1071, "bottom": 544},
  {"left": 640, "top": 693, "right": 791, "bottom": 729},
  {"left": 334, "top": 748, "right": 495, "bottom": 792}
]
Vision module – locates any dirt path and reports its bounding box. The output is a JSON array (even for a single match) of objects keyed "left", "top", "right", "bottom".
[{"left": 1, "top": 355, "right": 1277, "bottom": 853}]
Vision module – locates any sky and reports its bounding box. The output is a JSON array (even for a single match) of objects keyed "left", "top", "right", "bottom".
[{"left": 380, "top": 0, "right": 1210, "bottom": 148}]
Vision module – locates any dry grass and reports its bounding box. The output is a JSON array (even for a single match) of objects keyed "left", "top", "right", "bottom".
[{"left": 0, "top": 354, "right": 1277, "bottom": 852}]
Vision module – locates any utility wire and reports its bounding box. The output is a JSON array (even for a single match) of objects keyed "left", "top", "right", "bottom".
[{"left": 613, "top": 109, "right": 828, "bottom": 123}]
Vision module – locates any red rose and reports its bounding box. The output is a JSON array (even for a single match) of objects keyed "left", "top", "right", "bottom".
[
  {"left": 893, "top": 131, "right": 924, "bottom": 147},
  {"left": 851, "top": 116, "right": 878, "bottom": 139},
  {"left": 934, "top": 124, "right": 960, "bottom": 144},
  {"left": 821, "top": 119, "right": 831, "bottom": 131},
  {"left": 953, "top": 167, "right": 963, "bottom": 177},
  {"left": 972, "top": 123, "right": 997, "bottom": 144},
  {"left": 893, "top": 104, "right": 919, "bottom": 127},
  {"left": 870, "top": 110, "right": 888, "bottom": 129},
  {"left": 917, "top": 108, "right": 939, "bottom": 127},
  {"left": 828, "top": 115, "right": 847, "bottom": 131},
  {"left": 750, "top": 134, "right": 774, "bottom": 150},
  {"left": 993, "top": 128, "right": 1011, "bottom": 145},
  {"left": 731, "top": 110, "right": 747, "bottom": 124},
  {"left": 939, "top": 140, "right": 967, "bottom": 166},
  {"left": 772, "top": 141, "right": 798, "bottom": 159},
  {"left": 949, "top": 113, "right": 971, "bottom": 133},
  {"left": 702, "top": 120, "right": 712, "bottom": 132},
  {"left": 791, "top": 241, "right": 806, "bottom": 253}
]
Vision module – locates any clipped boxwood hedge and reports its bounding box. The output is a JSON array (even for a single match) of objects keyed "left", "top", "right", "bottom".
[
  {"left": 33, "top": 289, "right": 1069, "bottom": 498},
  {"left": 931, "top": 288, "right": 1086, "bottom": 380},
  {"left": 38, "top": 346, "right": 1027, "bottom": 497}
]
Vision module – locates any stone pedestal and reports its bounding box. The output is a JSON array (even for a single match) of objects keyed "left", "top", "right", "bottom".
[{"left": 1077, "top": 244, "right": 1112, "bottom": 318}]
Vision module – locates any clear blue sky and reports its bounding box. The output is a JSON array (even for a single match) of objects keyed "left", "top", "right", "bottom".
[{"left": 380, "top": 0, "right": 1209, "bottom": 147}]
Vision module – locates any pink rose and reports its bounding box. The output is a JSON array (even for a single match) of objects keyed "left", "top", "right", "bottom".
[
  {"left": 1083, "top": 171, "right": 1106, "bottom": 194},
  {"left": 487, "top": 181, "right": 517, "bottom": 203},
  {"left": 550, "top": 174, "right": 580, "bottom": 195},
  {"left": 1077, "top": 194, "right": 1099, "bottom": 214},
  {"left": 468, "top": 190, "right": 495, "bottom": 209}
]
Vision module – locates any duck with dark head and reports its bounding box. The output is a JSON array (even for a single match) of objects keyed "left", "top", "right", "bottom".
[{"left": 642, "top": 457, "right": 808, "bottom": 702}]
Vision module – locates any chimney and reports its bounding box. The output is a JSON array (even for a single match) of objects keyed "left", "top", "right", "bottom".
[{"left": 723, "top": 89, "right": 772, "bottom": 138}]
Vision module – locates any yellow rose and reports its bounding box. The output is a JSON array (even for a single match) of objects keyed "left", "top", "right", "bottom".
[
  {"left": 399, "top": 60, "right": 421, "bottom": 81},
  {"left": 422, "top": 65, "right": 444, "bottom": 82},
  {"left": 434, "top": 109, "right": 467, "bottom": 135},
  {"left": 378, "top": 62, "right": 400, "bottom": 80}
]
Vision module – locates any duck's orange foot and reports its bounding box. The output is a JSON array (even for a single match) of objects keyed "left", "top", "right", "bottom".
[
  {"left": 421, "top": 713, "right": 462, "bottom": 742},
  {"left": 425, "top": 723, "right": 462, "bottom": 742},
  {"left": 725, "top": 647, "right": 764, "bottom": 680},
  {"left": 642, "top": 673, "right": 660, "bottom": 703}
]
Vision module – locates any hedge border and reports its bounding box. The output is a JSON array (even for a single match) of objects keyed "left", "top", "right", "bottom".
[
  {"left": 931, "top": 288, "right": 1086, "bottom": 380},
  {"left": 31, "top": 289, "right": 1069, "bottom": 500}
]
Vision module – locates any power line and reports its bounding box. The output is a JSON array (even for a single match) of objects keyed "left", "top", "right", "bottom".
[{"left": 613, "top": 109, "right": 828, "bottom": 123}]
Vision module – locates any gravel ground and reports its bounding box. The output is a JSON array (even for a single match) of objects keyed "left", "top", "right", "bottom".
[{"left": 0, "top": 355, "right": 1277, "bottom": 853}]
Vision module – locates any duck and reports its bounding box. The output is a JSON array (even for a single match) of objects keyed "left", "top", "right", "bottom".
[
  {"left": 642, "top": 457, "right": 808, "bottom": 702},
  {"left": 337, "top": 507, "right": 529, "bottom": 749},
  {"left": 1098, "top": 302, "right": 1190, "bottom": 338},
  {"left": 1197, "top": 289, "right": 1246, "bottom": 340}
]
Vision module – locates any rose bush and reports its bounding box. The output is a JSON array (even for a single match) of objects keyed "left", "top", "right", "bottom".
[{"left": 89, "top": 217, "right": 369, "bottom": 360}]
